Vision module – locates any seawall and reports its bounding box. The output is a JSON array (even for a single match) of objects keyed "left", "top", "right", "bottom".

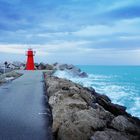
[{"left": 44, "top": 72, "right": 140, "bottom": 140}]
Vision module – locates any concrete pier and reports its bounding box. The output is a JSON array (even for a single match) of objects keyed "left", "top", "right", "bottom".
[{"left": 0, "top": 71, "right": 52, "bottom": 140}]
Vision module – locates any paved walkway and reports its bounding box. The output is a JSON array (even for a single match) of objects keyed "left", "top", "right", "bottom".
[{"left": 0, "top": 71, "right": 52, "bottom": 140}]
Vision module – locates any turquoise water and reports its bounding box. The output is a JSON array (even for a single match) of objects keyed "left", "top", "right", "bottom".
[
  {"left": 54, "top": 66, "right": 140, "bottom": 118},
  {"left": 78, "top": 65, "right": 140, "bottom": 118}
]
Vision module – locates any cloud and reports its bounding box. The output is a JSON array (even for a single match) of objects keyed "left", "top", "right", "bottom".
[
  {"left": 0, "top": 42, "right": 140, "bottom": 65},
  {"left": 0, "top": 40, "right": 90, "bottom": 54},
  {"left": 74, "top": 18, "right": 140, "bottom": 36},
  {"left": 0, "top": 0, "right": 140, "bottom": 64},
  {"left": 71, "top": 18, "right": 140, "bottom": 50},
  {"left": 103, "top": 5, "right": 140, "bottom": 20}
]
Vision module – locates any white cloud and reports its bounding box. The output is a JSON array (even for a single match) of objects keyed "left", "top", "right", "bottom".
[
  {"left": 73, "top": 18, "right": 140, "bottom": 37},
  {"left": 0, "top": 40, "right": 90, "bottom": 55},
  {"left": 106, "top": 0, "right": 139, "bottom": 11},
  {"left": 0, "top": 43, "right": 140, "bottom": 65},
  {"left": 0, "top": 44, "right": 26, "bottom": 54}
]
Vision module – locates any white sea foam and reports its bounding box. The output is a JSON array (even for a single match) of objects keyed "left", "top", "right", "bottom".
[
  {"left": 129, "top": 97, "right": 140, "bottom": 117},
  {"left": 54, "top": 70, "right": 140, "bottom": 118}
]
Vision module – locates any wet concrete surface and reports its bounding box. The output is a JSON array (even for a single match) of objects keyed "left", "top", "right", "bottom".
[{"left": 0, "top": 71, "right": 52, "bottom": 140}]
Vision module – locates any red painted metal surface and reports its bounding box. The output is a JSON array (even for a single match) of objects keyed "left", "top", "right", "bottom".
[{"left": 26, "top": 48, "right": 35, "bottom": 70}]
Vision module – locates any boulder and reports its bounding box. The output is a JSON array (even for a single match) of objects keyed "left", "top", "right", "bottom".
[
  {"left": 73, "top": 108, "right": 108, "bottom": 131},
  {"left": 53, "top": 63, "right": 88, "bottom": 78},
  {"left": 44, "top": 75, "right": 140, "bottom": 140},
  {"left": 88, "top": 87, "right": 96, "bottom": 92},
  {"left": 66, "top": 64, "right": 74, "bottom": 70},
  {"left": 59, "top": 64, "right": 68, "bottom": 70},
  {"left": 51, "top": 97, "right": 88, "bottom": 137},
  {"left": 58, "top": 121, "right": 87, "bottom": 140},
  {"left": 65, "top": 98, "right": 88, "bottom": 110},
  {"left": 34, "top": 63, "right": 39, "bottom": 69},
  {"left": 94, "top": 92, "right": 111, "bottom": 103},
  {"left": 0, "top": 71, "right": 22, "bottom": 84},
  {"left": 79, "top": 88, "right": 96, "bottom": 105},
  {"left": 46, "top": 64, "right": 54, "bottom": 70},
  {"left": 7, "top": 63, "right": 17, "bottom": 69},
  {"left": 96, "top": 96, "right": 127, "bottom": 116},
  {"left": 20, "top": 65, "right": 25, "bottom": 70},
  {"left": 38, "top": 63, "right": 46, "bottom": 70},
  {"left": 90, "top": 128, "right": 139, "bottom": 140},
  {"left": 53, "top": 62, "right": 58, "bottom": 66},
  {"left": 79, "top": 72, "right": 88, "bottom": 78},
  {"left": 70, "top": 67, "right": 81, "bottom": 76},
  {"left": 110, "top": 115, "right": 140, "bottom": 134},
  {"left": 12, "top": 61, "right": 24, "bottom": 67}
]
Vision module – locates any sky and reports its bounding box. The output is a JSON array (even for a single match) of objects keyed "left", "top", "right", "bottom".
[{"left": 0, "top": 0, "right": 140, "bottom": 65}]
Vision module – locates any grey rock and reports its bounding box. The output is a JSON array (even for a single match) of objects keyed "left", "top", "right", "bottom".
[
  {"left": 79, "top": 88, "right": 96, "bottom": 105},
  {"left": 73, "top": 108, "right": 108, "bottom": 130},
  {"left": 44, "top": 75, "right": 140, "bottom": 140},
  {"left": 54, "top": 63, "right": 88, "bottom": 78},
  {"left": 46, "top": 64, "right": 54, "bottom": 70},
  {"left": 59, "top": 64, "right": 68, "bottom": 70},
  {"left": 66, "top": 64, "right": 74, "bottom": 70},
  {"left": 12, "top": 61, "right": 24, "bottom": 67},
  {"left": 53, "top": 62, "right": 58, "bottom": 66},
  {"left": 97, "top": 96, "right": 127, "bottom": 116},
  {"left": 90, "top": 129, "right": 139, "bottom": 140},
  {"left": 94, "top": 92, "right": 111, "bottom": 103},
  {"left": 58, "top": 121, "right": 87, "bottom": 140},
  {"left": 70, "top": 67, "right": 81, "bottom": 75},
  {"left": 38, "top": 63, "right": 46, "bottom": 70},
  {"left": 0, "top": 71, "right": 22, "bottom": 85},
  {"left": 79, "top": 72, "right": 88, "bottom": 78},
  {"left": 110, "top": 115, "right": 140, "bottom": 134},
  {"left": 20, "top": 66, "right": 25, "bottom": 70}
]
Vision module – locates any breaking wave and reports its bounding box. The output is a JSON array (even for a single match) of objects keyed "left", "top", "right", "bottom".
[{"left": 54, "top": 70, "right": 140, "bottom": 118}]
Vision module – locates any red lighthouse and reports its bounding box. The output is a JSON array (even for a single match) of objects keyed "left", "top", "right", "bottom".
[{"left": 26, "top": 48, "right": 35, "bottom": 70}]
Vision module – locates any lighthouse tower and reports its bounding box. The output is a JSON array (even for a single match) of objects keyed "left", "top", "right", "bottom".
[{"left": 26, "top": 48, "right": 35, "bottom": 70}]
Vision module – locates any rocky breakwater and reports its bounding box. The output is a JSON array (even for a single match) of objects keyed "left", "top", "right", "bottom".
[
  {"left": 0, "top": 71, "right": 22, "bottom": 85},
  {"left": 53, "top": 63, "right": 88, "bottom": 78},
  {"left": 44, "top": 74, "right": 140, "bottom": 140}
]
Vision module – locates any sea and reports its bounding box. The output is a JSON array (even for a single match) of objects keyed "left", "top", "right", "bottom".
[{"left": 54, "top": 65, "right": 140, "bottom": 118}]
